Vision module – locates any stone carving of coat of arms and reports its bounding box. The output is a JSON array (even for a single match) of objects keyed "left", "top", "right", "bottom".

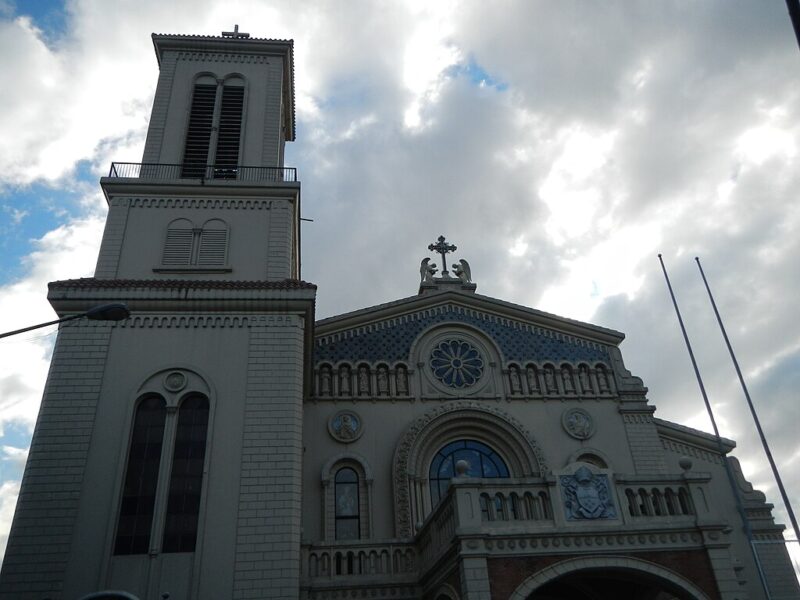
[{"left": 560, "top": 466, "right": 616, "bottom": 520}]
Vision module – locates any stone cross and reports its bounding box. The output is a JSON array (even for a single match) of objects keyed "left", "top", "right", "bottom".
[
  {"left": 428, "top": 235, "right": 457, "bottom": 276},
  {"left": 222, "top": 24, "right": 250, "bottom": 39}
]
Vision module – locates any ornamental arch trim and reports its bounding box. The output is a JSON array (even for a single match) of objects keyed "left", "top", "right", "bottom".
[
  {"left": 392, "top": 401, "right": 548, "bottom": 537},
  {"left": 409, "top": 322, "right": 503, "bottom": 397},
  {"left": 135, "top": 365, "right": 215, "bottom": 409},
  {"left": 507, "top": 555, "right": 711, "bottom": 600}
]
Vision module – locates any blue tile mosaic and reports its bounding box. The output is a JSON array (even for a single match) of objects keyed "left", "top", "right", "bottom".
[{"left": 314, "top": 304, "right": 610, "bottom": 365}]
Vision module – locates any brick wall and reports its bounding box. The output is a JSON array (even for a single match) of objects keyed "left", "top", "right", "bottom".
[
  {"left": 0, "top": 322, "right": 112, "bottom": 600},
  {"left": 232, "top": 316, "right": 305, "bottom": 599},
  {"left": 94, "top": 197, "right": 130, "bottom": 278},
  {"left": 142, "top": 51, "right": 178, "bottom": 164}
]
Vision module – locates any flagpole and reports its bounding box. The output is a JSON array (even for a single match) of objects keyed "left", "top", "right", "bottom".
[
  {"left": 657, "top": 254, "right": 768, "bottom": 594},
  {"left": 695, "top": 256, "right": 800, "bottom": 543}
]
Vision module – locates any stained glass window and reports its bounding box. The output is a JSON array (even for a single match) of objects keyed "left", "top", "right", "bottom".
[
  {"left": 335, "top": 467, "right": 360, "bottom": 540},
  {"left": 162, "top": 395, "right": 210, "bottom": 553},
  {"left": 429, "top": 440, "right": 509, "bottom": 505},
  {"left": 114, "top": 396, "right": 166, "bottom": 555}
]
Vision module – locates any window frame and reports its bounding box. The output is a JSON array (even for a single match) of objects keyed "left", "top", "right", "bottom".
[
  {"left": 154, "top": 218, "right": 232, "bottom": 273},
  {"left": 428, "top": 439, "right": 510, "bottom": 507},
  {"left": 113, "top": 390, "right": 212, "bottom": 556},
  {"left": 180, "top": 74, "right": 248, "bottom": 179},
  {"left": 321, "top": 454, "right": 373, "bottom": 542}
]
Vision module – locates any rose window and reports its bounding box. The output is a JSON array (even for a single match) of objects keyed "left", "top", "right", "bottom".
[{"left": 430, "top": 339, "right": 484, "bottom": 388}]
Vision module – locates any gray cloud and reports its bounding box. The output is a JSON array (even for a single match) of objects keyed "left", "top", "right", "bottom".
[{"left": 2, "top": 0, "right": 799, "bottom": 546}]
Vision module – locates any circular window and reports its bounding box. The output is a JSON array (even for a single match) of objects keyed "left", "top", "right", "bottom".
[{"left": 429, "top": 339, "right": 484, "bottom": 388}]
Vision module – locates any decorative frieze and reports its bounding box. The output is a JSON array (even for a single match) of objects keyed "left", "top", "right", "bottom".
[
  {"left": 117, "top": 314, "right": 298, "bottom": 329},
  {"left": 315, "top": 303, "right": 611, "bottom": 365},
  {"left": 176, "top": 51, "right": 271, "bottom": 64},
  {"left": 128, "top": 197, "right": 280, "bottom": 209}
]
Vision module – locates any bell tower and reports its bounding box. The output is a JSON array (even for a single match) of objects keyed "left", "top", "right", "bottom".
[{"left": 0, "top": 28, "right": 314, "bottom": 600}]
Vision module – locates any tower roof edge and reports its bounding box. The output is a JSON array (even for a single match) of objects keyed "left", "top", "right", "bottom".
[{"left": 150, "top": 33, "right": 296, "bottom": 141}]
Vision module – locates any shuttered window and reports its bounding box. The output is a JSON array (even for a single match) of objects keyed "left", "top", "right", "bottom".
[
  {"left": 197, "top": 219, "right": 228, "bottom": 266},
  {"left": 180, "top": 77, "right": 245, "bottom": 179},
  {"left": 161, "top": 218, "right": 229, "bottom": 269},
  {"left": 213, "top": 85, "right": 245, "bottom": 179},
  {"left": 181, "top": 84, "right": 217, "bottom": 178},
  {"left": 162, "top": 219, "right": 194, "bottom": 266}
]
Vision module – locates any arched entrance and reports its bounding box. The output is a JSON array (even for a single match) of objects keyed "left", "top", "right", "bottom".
[{"left": 509, "top": 557, "right": 711, "bottom": 600}]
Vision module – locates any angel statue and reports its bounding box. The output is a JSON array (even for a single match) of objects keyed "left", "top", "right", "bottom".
[
  {"left": 420, "top": 258, "right": 438, "bottom": 283},
  {"left": 453, "top": 259, "right": 472, "bottom": 284}
]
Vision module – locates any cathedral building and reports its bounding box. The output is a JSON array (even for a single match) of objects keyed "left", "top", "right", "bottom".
[{"left": 0, "top": 29, "right": 797, "bottom": 600}]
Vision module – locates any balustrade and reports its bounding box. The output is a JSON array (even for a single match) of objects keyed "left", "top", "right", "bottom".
[
  {"left": 623, "top": 484, "right": 694, "bottom": 518},
  {"left": 302, "top": 542, "right": 416, "bottom": 581},
  {"left": 106, "top": 161, "right": 297, "bottom": 183}
]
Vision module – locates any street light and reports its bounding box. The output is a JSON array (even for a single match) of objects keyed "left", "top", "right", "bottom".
[{"left": 0, "top": 303, "right": 130, "bottom": 339}]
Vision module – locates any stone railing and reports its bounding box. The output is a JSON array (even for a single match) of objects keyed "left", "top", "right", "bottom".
[
  {"left": 620, "top": 481, "right": 695, "bottom": 519},
  {"left": 301, "top": 540, "right": 417, "bottom": 582},
  {"left": 301, "top": 473, "right": 712, "bottom": 589}
]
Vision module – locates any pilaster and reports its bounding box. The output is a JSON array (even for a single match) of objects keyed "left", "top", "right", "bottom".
[{"left": 232, "top": 315, "right": 305, "bottom": 600}]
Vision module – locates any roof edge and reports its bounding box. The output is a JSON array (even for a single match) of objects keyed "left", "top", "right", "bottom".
[
  {"left": 315, "top": 289, "right": 625, "bottom": 346},
  {"left": 655, "top": 417, "right": 736, "bottom": 454},
  {"left": 150, "top": 33, "right": 296, "bottom": 141}
]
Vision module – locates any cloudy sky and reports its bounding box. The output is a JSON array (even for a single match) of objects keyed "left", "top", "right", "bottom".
[{"left": 1, "top": 0, "right": 799, "bottom": 560}]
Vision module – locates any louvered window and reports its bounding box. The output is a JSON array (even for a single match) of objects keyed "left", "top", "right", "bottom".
[
  {"left": 213, "top": 85, "right": 244, "bottom": 179},
  {"left": 181, "top": 77, "right": 245, "bottom": 179},
  {"left": 161, "top": 218, "right": 229, "bottom": 269},
  {"left": 181, "top": 84, "right": 217, "bottom": 178},
  {"left": 162, "top": 219, "right": 195, "bottom": 266},
  {"left": 197, "top": 219, "right": 228, "bottom": 266}
]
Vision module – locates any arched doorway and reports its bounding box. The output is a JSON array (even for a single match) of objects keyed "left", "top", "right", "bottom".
[
  {"left": 529, "top": 569, "right": 698, "bottom": 600},
  {"left": 509, "top": 557, "right": 710, "bottom": 600}
]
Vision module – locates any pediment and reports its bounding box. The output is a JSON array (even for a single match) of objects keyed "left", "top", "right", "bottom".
[{"left": 313, "top": 290, "right": 624, "bottom": 367}]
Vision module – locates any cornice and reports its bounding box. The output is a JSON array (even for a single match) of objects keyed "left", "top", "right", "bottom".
[
  {"left": 99, "top": 179, "right": 300, "bottom": 205},
  {"left": 316, "top": 291, "right": 624, "bottom": 347},
  {"left": 655, "top": 418, "right": 735, "bottom": 454},
  {"left": 47, "top": 278, "right": 316, "bottom": 316}
]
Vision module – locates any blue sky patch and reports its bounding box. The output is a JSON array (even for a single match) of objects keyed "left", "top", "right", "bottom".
[
  {"left": 448, "top": 57, "right": 508, "bottom": 91},
  {"left": 0, "top": 168, "right": 93, "bottom": 281},
  {"left": 12, "top": 0, "right": 68, "bottom": 44}
]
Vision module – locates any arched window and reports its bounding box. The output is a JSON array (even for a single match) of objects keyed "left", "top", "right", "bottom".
[
  {"left": 114, "top": 391, "right": 211, "bottom": 556},
  {"left": 162, "top": 394, "right": 210, "bottom": 553},
  {"left": 576, "top": 453, "right": 608, "bottom": 469},
  {"left": 322, "top": 455, "right": 372, "bottom": 541},
  {"left": 181, "top": 79, "right": 217, "bottom": 178},
  {"left": 197, "top": 219, "right": 229, "bottom": 266},
  {"left": 335, "top": 467, "right": 360, "bottom": 540},
  {"left": 181, "top": 76, "right": 246, "bottom": 179},
  {"left": 429, "top": 439, "right": 509, "bottom": 505},
  {"left": 114, "top": 396, "right": 167, "bottom": 555},
  {"left": 162, "top": 218, "right": 194, "bottom": 267},
  {"left": 160, "top": 218, "right": 229, "bottom": 269},
  {"left": 213, "top": 77, "right": 245, "bottom": 178}
]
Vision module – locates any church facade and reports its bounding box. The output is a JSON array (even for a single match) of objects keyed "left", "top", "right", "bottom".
[{"left": 0, "top": 30, "right": 797, "bottom": 600}]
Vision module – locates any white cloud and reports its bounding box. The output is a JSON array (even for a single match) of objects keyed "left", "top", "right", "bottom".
[
  {"left": 2, "top": 0, "right": 800, "bottom": 561},
  {"left": 0, "top": 481, "right": 20, "bottom": 558},
  {"left": 0, "top": 215, "right": 104, "bottom": 434}
]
